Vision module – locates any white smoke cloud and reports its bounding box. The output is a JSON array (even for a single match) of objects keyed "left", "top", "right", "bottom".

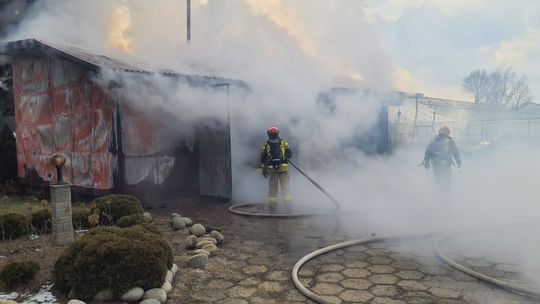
[{"left": 4, "top": 0, "right": 540, "bottom": 291}]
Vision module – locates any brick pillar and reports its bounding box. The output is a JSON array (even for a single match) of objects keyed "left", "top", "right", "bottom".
[{"left": 50, "top": 183, "right": 73, "bottom": 245}]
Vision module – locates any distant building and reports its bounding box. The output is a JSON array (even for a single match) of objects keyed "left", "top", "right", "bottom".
[
  {"left": 1, "top": 39, "right": 243, "bottom": 203},
  {"left": 389, "top": 96, "right": 540, "bottom": 148}
]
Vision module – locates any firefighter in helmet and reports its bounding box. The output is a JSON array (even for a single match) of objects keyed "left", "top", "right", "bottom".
[
  {"left": 259, "top": 126, "right": 292, "bottom": 212},
  {"left": 423, "top": 126, "right": 462, "bottom": 192}
]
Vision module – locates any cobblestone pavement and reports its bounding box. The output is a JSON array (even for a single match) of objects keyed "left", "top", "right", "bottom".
[{"left": 156, "top": 202, "right": 538, "bottom": 304}]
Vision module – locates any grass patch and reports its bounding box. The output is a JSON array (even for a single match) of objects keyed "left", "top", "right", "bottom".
[{"left": 0, "top": 196, "right": 89, "bottom": 215}]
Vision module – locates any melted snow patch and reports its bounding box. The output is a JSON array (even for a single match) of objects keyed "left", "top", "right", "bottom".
[{"left": 20, "top": 282, "right": 57, "bottom": 304}]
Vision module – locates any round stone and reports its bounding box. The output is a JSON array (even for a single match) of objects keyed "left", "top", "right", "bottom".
[
  {"left": 140, "top": 299, "right": 161, "bottom": 304},
  {"left": 202, "top": 244, "right": 218, "bottom": 256},
  {"left": 165, "top": 270, "right": 174, "bottom": 283},
  {"left": 210, "top": 230, "right": 224, "bottom": 245},
  {"left": 172, "top": 217, "right": 186, "bottom": 230},
  {"left": 66, "top": 301, "right": 85, "bottom": 304},
  {"left": 119, "top": 287, "right": 144, "bottom": 301},
  {"left": 162, "top": 281, "right": 172, "bottom": 293},
  {"left": 143, "top": 288, "right": 167, "bottom": 303},
  {"left": 187, "top": 253, "right": 208, "bottom": 268},
  {"left": 179, "top": 217, "right": 193, "bottom": 227},
  {"left": 190, "top": 223, "right": 207, "bottom": 237},
  {"left": 171, "top": 263, "right": 178, "bottom": 275},
  {"left": 196, "top": 240, "right": 215, "bottom": 249},
  {"left": 188, "top": 249, "right": 210, "bottom": 256},
  {"left": 94, "top": 288, "right": 114, "bottom": 301},
  {"left": 200, "top": 237, "right": 218, "bottom": 245},
  {"left": 185, "top": 235, "right": 198, "bottom": 250},
  {"left": 143, "top": 212, "right": 152, "bottom": 222}
]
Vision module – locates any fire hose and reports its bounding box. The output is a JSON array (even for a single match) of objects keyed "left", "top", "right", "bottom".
[
  {"left": 228, "top": 159, "right": 341, "bottom": 217},
  {"left": 292, "top": 233, "right": 540, "bottom": 304}
]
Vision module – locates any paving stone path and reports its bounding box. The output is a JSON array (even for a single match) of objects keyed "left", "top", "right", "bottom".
[{"left": 158, "top": 202, "right": 538, "bottom": 304}]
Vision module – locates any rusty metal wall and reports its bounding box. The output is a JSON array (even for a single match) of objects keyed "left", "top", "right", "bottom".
[{"left": 13, "top": 57, "right": 115, "bottom": 190}]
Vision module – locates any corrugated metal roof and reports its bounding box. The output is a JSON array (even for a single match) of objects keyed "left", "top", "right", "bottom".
[
  {"left": 0, "top": 39, "right": 246, "bottom": 86},
  {"left": 390, "top": 96, "right": 540, "bottom": 124}
]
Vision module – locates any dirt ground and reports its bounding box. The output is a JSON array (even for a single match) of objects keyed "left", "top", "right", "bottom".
[{"left": 1, "top": 199, "right": 539, "bottom": 304}]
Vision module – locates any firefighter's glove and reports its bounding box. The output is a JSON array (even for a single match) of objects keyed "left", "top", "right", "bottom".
[
  {"left": 255, "top": 168, "right": 263, "bottom": 174},
  {"left": 262, "top": 169, "right": 269, "bottom": 179}
]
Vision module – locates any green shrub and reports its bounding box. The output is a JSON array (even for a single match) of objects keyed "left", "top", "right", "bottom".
[
  {"left": 72, "top": 207, "right": 91, "bottom": 230},
  {"left": 0, "top": 260, "right": 40, "bottom": 289},
  {"left": 90, "top": 195, "right": 144, "bottom": 226},
  {"left": 115, "top": 213, "right": 145, "bottom": 228},
  {"left": 0, "top": 213, "right": 28, "bottom": 240},
  {"left": 53, "top": 225, "right": 173, "bottom": 300},
  {"left": 138, "top": 223, "right": 161, "bottom": 235},
  {"left": 31, "top": 208, "right": 51, "bottom": 234}
]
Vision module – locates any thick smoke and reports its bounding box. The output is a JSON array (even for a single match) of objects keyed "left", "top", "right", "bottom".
[{"left": 3, "top": 0, "right": 540, "bottom": 285}]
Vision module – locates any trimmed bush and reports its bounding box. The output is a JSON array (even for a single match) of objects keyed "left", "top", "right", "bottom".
[
  {"left": 116, "top": 213, "right": 145, "bottom": 228},
  {"left": 0, "top": 213, "right": 28, "bottom": 240},
  {"left": 31, "top": 208, "right": 51, "bottom": 234},
  {"left": 0, "top": 260, "right": 40, "bottom": 289},
  {"left": 138, "top": 223, "right": 162, "bottom": 235},
  {"left": 53, "top": 225, "right": 173, "bottom": 300},
  {"left": 72, "top": 207, "right": 91, "bottom": 230},
  {"left": 90, "top": 195, "right": 144, "bottom": 226}
]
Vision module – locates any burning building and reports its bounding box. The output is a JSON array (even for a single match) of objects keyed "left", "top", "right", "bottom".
[{"left": 0, "top": 39, "right": 243, "bottom": 203}]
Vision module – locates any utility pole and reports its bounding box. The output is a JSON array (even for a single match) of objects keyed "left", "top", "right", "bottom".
[{"left": 187, "top": 0, "right": 191, "bottom": 42}]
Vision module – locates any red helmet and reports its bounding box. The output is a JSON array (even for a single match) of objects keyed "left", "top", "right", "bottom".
[
  {"left": 267, "top": 126, "right": 279, "bottom": 136},
  {"left": 439, "top": 126, "right": 450, "bottom": 135}
]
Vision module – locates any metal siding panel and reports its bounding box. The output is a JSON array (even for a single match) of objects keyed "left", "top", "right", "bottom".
[
  {"left": 12, "top": 56, "right": 115, "bottom": 190},
  {"left": 198, "top": 123, "right": 231, "bottom": 199}
]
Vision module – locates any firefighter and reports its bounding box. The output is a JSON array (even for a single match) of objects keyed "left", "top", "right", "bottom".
[
  {"left": 259, "top": 126, "right": 292, "bottom": 212},
  {"left": 423, "top": 126, "right": 462, "bottom": 192}
]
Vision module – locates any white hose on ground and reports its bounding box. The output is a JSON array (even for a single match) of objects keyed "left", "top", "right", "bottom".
[
  {"left": 434, "top": 234, "right": 540, "bottom": 299},
  {"left": 292, "top": 233, "right": 540, "bottom": 304},
  {"left": 292, "top": 236, "right": 411, "bottom": 304},
  {"left": 228, "top": 203, "right": 333, "bottom": 218}
]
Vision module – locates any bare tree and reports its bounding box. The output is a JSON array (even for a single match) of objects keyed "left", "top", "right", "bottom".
[
  {"left": 462, "top": 68, "right": 533, "bottom": 108},
  {"left": 462, "top": 69, "right": 489, "bottom": 104}
]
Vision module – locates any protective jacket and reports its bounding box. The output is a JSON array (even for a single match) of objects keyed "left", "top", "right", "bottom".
[
  {"left": 260, "top": 138, "right": 292, "bottom": 172},
  {"left": 424, "top": 134, "right": 461, "bottom": 167}
]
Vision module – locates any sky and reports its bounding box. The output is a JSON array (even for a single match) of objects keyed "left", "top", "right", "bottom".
[
  {"left": 3, "top": 0, "right": 540, "bottom": 102},
  {"left": 369, "top": 0, "right": 540, "bottom": 101}
]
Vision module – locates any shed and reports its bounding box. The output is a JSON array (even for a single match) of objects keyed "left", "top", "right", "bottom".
[{"left": 0, "top": 39, "right": 242, "bottom": 203}]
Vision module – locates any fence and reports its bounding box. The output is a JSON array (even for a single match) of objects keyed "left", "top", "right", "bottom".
[{"left": 390, "top": 118, "right": 540, "bottom": 149}]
